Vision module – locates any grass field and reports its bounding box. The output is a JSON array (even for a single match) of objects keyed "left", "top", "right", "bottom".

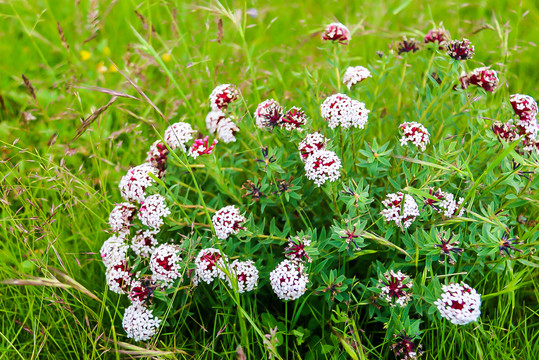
[{"left": 1, "top": 0, "right": 538, "bottom": 359}]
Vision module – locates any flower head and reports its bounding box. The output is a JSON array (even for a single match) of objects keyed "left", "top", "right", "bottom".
[
  {"left": 270, "top": 259, "right": 309, "bottom": 301},
  {"left": 343, "top": 66, "right": 372, "bottom": 90},
  {"left": 446, "top": 39, "right": 475, "bottom": 60},
  {"left": 424, "top": 188, "right": 464, "bottom": 218},
  {"left": 320, "top": 94, "right": 370, "bottom": 129},
  {"left": 164, "top": 122, "right": 196, "bottom": 152},
  {"left": 397, "top": 37, "right": 420, "bottom": 55},
  {"left": 150, "top": 243, "right": 182, "bottom": 288},
  {"left": 298, "top": 132, "right": 328, "bottom": 161},
  {"left": 434, "top": 231, "right": 463, "bottom": 264},
  {"left": 122, "top": 304, "right": 161, "bottom": 341},
  {"left": 424, "top": 27, "right": 450, "bottom": 47},
  {"left": 322, "top": 22, "right": 350, "bottom": 45},
  {"left": 378, "top": 270, "right": 413, "bottom": 307},
  {"left": 241, "top": 180, "right": 266, "bottom": 202},
  {"left": 434, "top": 282, "right": 481, "bottom": 325},
  {"left": 129, "top": 278, "right": 157, "bottom": 306},
  {"left": 461, "top": 67, "right": 499, "bottom": 92},
  {"left": 281, "top": 107, "right": 307, "bottom": 131},
  {"left": 399, "top": 122, "right": 430, "bottom": 151},
  {"left": 193, "top": 248, "right": 228, "bottom": 285},
  {"left": 499, "top": 232, "right": 523, "bottom": 258},
  {"left": 492, "top": 121, "right": 518, "bottom": 143},
  {"left": 189, "top": 136, "right": 218, "bottom": 159},
  {"left": 100, "top": 234, "right": 128, "bottom": 268},
  {"left": 209, "top": 84, "right": 240, "bottom": 111},
  {"left": 381, "top": 192, "right": 420, "bottom": 230},
  {"left": 105, "top": 256, "right": 133, "bottom": 294},
  {"left": 109, "top": 202, "right": 137, "bottom": 233},
  {"left": 304, "top": 150, "right": 342, "bottom": 187},
  {"left": 138, "top": 194, "right": 171, "bottom": 229},
  {"left": 206, "top": 110, "right": 240, "bottom": 143},
  {"left": 516, "top": 117, "right": 539, "bottom": 141},
  {"left": 145, "top": 140, "right": 169, "bottom": 178},
  {"left": 255, "top": 99, "right": 284, "bottom": 129},
  {"left": 510, "top": 94, "right": 538, "bottom": 120},
  {"left": 284, "top": 236, "right": 312, "bottom": 263},
  {"left": 131, "top": 229, "right": 158, "bottom": 258},
  {"left": 212, "top": 205, "right": 246, "bottom": 240},
  {"left": 391, "top": 331, "right": 424, "bottom": 360},
  {"left": 119, "top": 163, "right": 159, "bottom": 203},
  {"left": 225, "top": 260, "right": 259, "bottom": 293}
]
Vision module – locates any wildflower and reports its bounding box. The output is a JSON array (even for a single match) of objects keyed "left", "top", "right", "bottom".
[
  {"left": 399, "top": 122, "right": 430, "bottom": 151},
  {"left": 106, "top": 257, "right": 133, "bottom": 294},
  {"left": 212, "top": 205, "right": 246, "bottom": 240},
  {"left": 322, "top": 22, "right": 351, "bottom": 45},
  {"left": 255, "top": 146, "right": 277, "bottom": 171},
  {"left": 269, "top": 259, "right": 309, "bottom": 301},
  {"left": 131, "top": 229, "right": 158, "bottom": 258},
  {"left": 255, "top": 99, "right": 284, "bottom": 129},
  {"left": 446, "top": 39, "right": 475, "bottom": 60},
  {"left": 281, "top": 107, "right": 307, "bottom": 131},
  {"left": 206, "top": 110, "right": 240, "bottom": 143},
  {"left": 320, "top": 94, "right": 370, "bottom": 129},
  {"left": 378, "top": 270, "right": 413, "bottom": 307},
  {"left": 510, "top": 94, "right": 538, "bottom": 120},
  {"left": 397, "top": 37, "right": 420, "bottom": 55},
  {"left": 273, "top": 177, "right": 293, "bottom": 196},
  {"left": 492, "top": 121, "right": 518, "bottom": 143},
  {"left": 343, "top": 66, "right": 372, "bottom": 90},
  {"left": 138, "top": 194, "right": 171, "bottom": 229},
  {"left": 122, "top": 304, "right": 162, "bottom": 342},
  {"left": 149, "top": 243, "right": 182, "bottom": 287},
  {"left": 284, "top": 236, "right": 312, "bottom": 263},
  {"left": 499, "top": 232, "right": 523, "bottom": 258},
  {"left": 391, "top": 331, "right": 424, "bottom": 360},
  {"left": 380, "top": 192, "right": 420, "bottom": 230},
  {"left": 193, "top": 248, "right": 228, "bottom": 285},
  {"left": 100, "top": 234, "right": 128, "bottom": 268},
  {"left": 146, "top": 140, "right": 169, "bottom": 179},
  {"left": 129, "top": 278, "right": 157, "bottom": 306},
  {"left": 298, "top": 132, "right": 328, "bottom": 161},
  {"left": 241, "top": 180, "right": 265, "bottom": 201},
  {"left": 339, "top": 224, "right": 362, "bottom": 251},
  {"left": 304, "top": 150, "right": 342, "bottom": 187},
  {"left": 434, "top": 282, "right": 481, "bottom": 325},
  {"left": 460, "top": 67, "right": 499, "bottom": 92},
  {"left": 424, "top": 188, "right": 464, "bottom": 218},
  {"left": 424, "top": 27, "right": 450, "bottom": 47},
  {"left": 189, "top": 136, "right": 218, "bottom": 159},
  {"left": 119, "top": 163, "right": 159, "bottom": 203},
  {"left": 515, "top": 117, "right": 539, "bottom": 141},
  {"left": 164, "top": 122, "right": 195, "bottom": 152},
  {"left": 109, "top": 202, "right": 137, "bottom": 234},
  {"left": 434, "top": 231, "right": 463, "bottom": 264},
  {"left": 209, "top": 84, "right": 240, "bottom": 111},
  {"left": 225, "top": 260, "right": 259, "bottom": 293}
]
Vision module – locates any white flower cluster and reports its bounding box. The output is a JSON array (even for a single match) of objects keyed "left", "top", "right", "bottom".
[
  {"left": 100, "top": 234, "right": 128, "bottom": 268},
  {"left": 343, "top": 66, "right": 372, "bottom": 89},
  {"left": 212, "top": 205, "right": 246, "bottom": 240},
  {"left": 122, "top": 304, "right": 162, "bottom": 341},
  {"left": 284, "top": 236, "right": 312, "bottom": 263},
  {"left": 131, "top": 229, "right": 158, "bottom": 258},
  {"left": 137, "top": 194, "right": 171, "bottom": 229},
  {"left": 298, "top": 132, "right": 328, "bottom": 161},
  {"left": 399, "top": 122, "right": 430, "bottom": 151},
  {"left": 209, "top": 84, "right": 240, "bottom": 111},
  {"left": 145, "top": 140, "right": 169, "bottom": 178},
  {"left": 189, "top": 136, "right": 218, "bottom": 159},
  {"left": 434, "top": 189, "right": 465, "bottom": 218},
  {"left": 510, "top": 94, "right": 538, "bottom": 118},
  {"left": 119, "top": 163, "right": 159, "bottom": 203},
  {"left": 205, "top": 110, "right": 240, "bottom": 143},
  {"left": 304, "top": 150, "right": 342, "bottom": 187},
  {"left": 434, "top": 282, "right": 481, "bottom": 325},
  {"left": 255, "top": 99, "right": 284, "bottom": 129},
  {"left": 378, "top": 270, "right": 413, "bottom": 307},
  {"left": 193, "top": 248, "right": 228, "bottom": 285},
  {"left": 164, "top": 122, "right": 196, "bottom": 152},
  {"left": 322, "top": 22, "right": 351, "bottom": 44},
  {"left": 516, "top": 117, "right": 539, "bottom": 141},
  {"left": 105, "top": 258, "right": 132, "bottom": 294},
  {"left": 225, "top": 260, "right": 259, "bottom": 293},
  {"left": 149, "top": 243, "right": 182, "bottom": 288},
  {"left": 320, "top": 93, "right": 370, "bottom": 129},
  {"left": 269, "top": 260, "right": 309, "bottom": 301},
  {"left": 380, "top": 192, "right": 420, "bottom": 230},
  {"left": 282, "top": 107, "right": 308, "bottom": 131},
  {"left": 109, "top": 202, "right": 137, "bottom": 233}
]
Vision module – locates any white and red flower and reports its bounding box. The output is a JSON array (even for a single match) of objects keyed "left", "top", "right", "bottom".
[
  {"left": 131, "top": 229, "right": 158, "bottom": 258},
  {"left": 380, "top": 192, "right": 420, "bottom": 230},
  {"left": 255, "top": 99, "right": 284, "bottom": 129},
  {"left": 146, "top": 140, "right": 169, "bottom": 178},
  {"left": 281, "top": 107, "right": 307, "bottom": 131},
  {"left": 164, "top": 122, "right": 196, "bottom": 152},
  {"left": 434, "top": 282, "right": 481, "bottom": 325},
  {"left": 510, "top": 94, "right": 538, "bottom": 120},
  {"left": 109, "top": 202, "right": 137, "bottom": 233},
  {"left": 343, "top": 66, "right": 372, "bottom": 89},
  {"left": 378, "top": 270, "right": 413, "bottom": 307},
  {"left": 122, "top": 304, "right": 161, "bottom": 341},
  {"left": 298, "top": 132, "right": 328, "bottom": 161},
  {"left": 189, "top": 136, "right": 218, "bottom": 159},
  {"left": 212, "top": 205, "right": 246, "bottom": 240},
  {"left": 460, "top": 67, "right": 499, "bottom": 92},
  {"left": 149, "top": 243, "right": 182, "bottom": 288},
  {"left": 206, "top": 110, "right": 240, "bottom": 143},
  {"left": 193, "top": 248, "right": 228, "bottom": 285},
  {"left": 284, "top": 236, "right": 312, "bottom": 263},
  {"left": 270, "top": 260, "right": 309, "bottom": 301},
  {"left": 225, "top": 260, "right": 259, "bottom": 293},
  {"left": 119, "top": 163, "right": 159, "bottom": 203},
  {"left": 320, "top": 93, "right": 369, "bottom": 129},
  {"left": 209, "top": 84, "right": 240, "bottom": 111},
  {"left": 138, "top": 194, "right": 171, "bottom": 229},
  {"left": 322, "top": 22, "right": 350, "bottom": 45},
  {"left": 304, "top": 150, "right": 342, "bottom": 187},
  {"left": 399, "top": 122, "right": 430, "bottom": 151}
]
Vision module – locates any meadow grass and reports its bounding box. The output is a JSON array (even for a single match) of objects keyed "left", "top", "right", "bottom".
[{"left": 1, "top": 0, "right": 538, "bottom": 359}]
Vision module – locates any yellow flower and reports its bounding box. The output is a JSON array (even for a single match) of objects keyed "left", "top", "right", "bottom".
[
  {"left": 108, "top": 64, "right": 118, "bottom": 72},
  {"left": 162, "top": 52, "right": 172, "bottom": 62},
  {"left": 97, "top": 61, "right": 108, "bottom": 74},
  {"left": 80, "top": 50, "right": 91, "bottom": 61}
]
